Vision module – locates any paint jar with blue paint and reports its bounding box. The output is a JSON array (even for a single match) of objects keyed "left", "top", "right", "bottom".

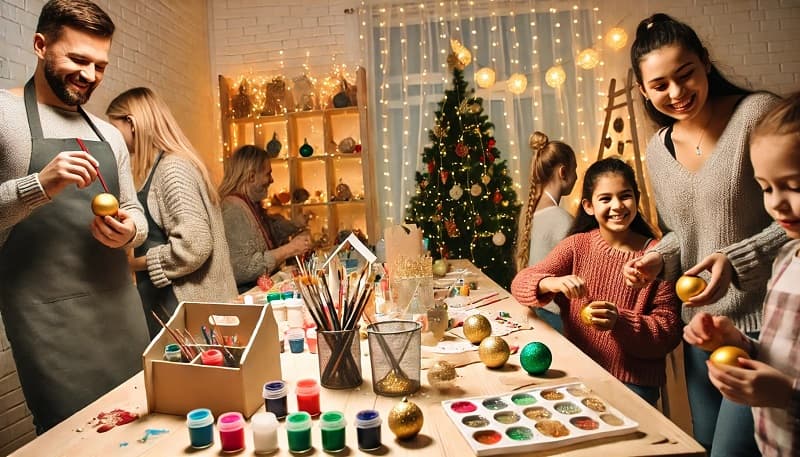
[
  {"left": 286, "top": 411, "right": 312, "bottom": 453},
  {"left": 262, "top": 380, "right": 288, "bottom": 419},
  {"left": 164, "top": 343, "right": 182, "bottom": 362},
  {"left": 286, "top": 328, "right": 305, "bottom": 353},
  {"left": 186, "top": 408, "right": 214, "bottom": 449},
  {"left": 355, "top": 409, "right": 382, "bottom": 450},
  {"left": 319, "top": 410, "right": 347, "bottom": 452}
]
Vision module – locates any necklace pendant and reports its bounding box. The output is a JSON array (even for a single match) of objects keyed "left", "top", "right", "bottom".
[{"left": 695, "top": 146, "right": 702, "bottom": 156}]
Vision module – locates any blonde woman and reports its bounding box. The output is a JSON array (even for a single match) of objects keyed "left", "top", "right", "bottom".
[
  {"left": 107, "top": 87, "right": 237, "bottom": 338},
  {"left": 515, "top": 131, "right": 578, "bottom": 333}
]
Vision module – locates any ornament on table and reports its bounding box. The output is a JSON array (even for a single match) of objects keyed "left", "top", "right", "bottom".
[
  {"left": 432, "top": 258, "right": 449, "bottom": 277},
  {"left": 291, "top": 74, "right": 316, "bottom": 111},
  {"left": 427, "top": 360, "right": 457, "bottom": 389},
  {"left": 292, "top": 188, "right": 310, "bottom": 204},
  {"left": 337, "top": 136, "right": 357, "bottom": 154},
  {"left": 492, "top": 231, "right": 507, "bottom": 246},
  {"left": 455, "top": 142, "right": 469, "bottom": 157},
  {"left": 388, "top": 397, "right": 424, "bottom": 440},
  {"left": 463, "top": 314, "right": 492, "bottom": 344},
  {"left": 481, "top": 174, "right": 491, "bottom": 185},
  {"left": 427, "top": 301, "right": 449, "bottom": 342},
  {"left": 333, "top": 180, "right": 352, "bottom": 201},
  {"left": 492, "top": 190, "right": 503, "bottom": 204},
  {"left": 449, "top": 184, "right": 464, "bottom": 201},
  {"left": 444, "top": 219, "right": 460, "bottom": 238},
  {"left": 299, "top": 138, "right": 314, "bottom": 157},
  {"left": 261, "top": 76, "right": 287, "bottom": 115},
  {"left": 440, "top": 170, "right": 450, "bottom": 184},
  {"left": 231, "top": 82, "right": 252, "bottom": 119},
  {"left": 470, "top": 183, "right": 482, "bottom": 197},
  {"left": 520, "top": 341, "right": 552, "bottom": 375},
  {"left": 266, "top": 132, "right": 282, "bottom": 158},
  {"left": 475, "top": 214, "right": 483, "bottom": 226},
  {"left": 479, "top": 336, "right": 510, "bottom": 368},
  {"left": 92, "top": 193, "right": 119, "bottom": 217}
]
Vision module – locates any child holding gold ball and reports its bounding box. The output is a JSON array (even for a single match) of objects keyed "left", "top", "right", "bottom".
[
  {"left": 684, "top": 93, "right": 800, "bottom": 457},
  {"left": 512, "top": 158, "right": 682, "bottom": 405}
]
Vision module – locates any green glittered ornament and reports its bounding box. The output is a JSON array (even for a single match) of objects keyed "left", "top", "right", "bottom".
[{"left": 520, "top": 341, "right": 552, "bottom": 375}]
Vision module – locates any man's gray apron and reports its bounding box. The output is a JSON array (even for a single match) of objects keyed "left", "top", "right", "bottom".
[
  {"left": 0, "top": 79, "right": 149, "bottom": 433},
  {"left": 134, "top": 151, "right": 178, "bottom": 339}
]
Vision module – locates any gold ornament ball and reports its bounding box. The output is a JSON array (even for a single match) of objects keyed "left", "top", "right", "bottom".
[
  {"left": 710, "top": 345, "right": 750, "bottom": 367},
  {"left": 432, "top": 259, "right": 449, "bottom": 277},
  {"left": 427, "top": 360, "right": 457, "bottom": 389},
  {"left": 388, "top": 397, "right": 424, "bottom": 440},
  {"left": 580, "top": 304, "right": 594, "bottom": 326},
  {"left": 479, "top": 336, "right": 510, "bottom": 368},
  {"left": 676, "top": 275, "right": 707, "bottom": 302},
  {"left": 463, "top": 314, "right": 492, "bottom": 344},
  {"left": 91, "top": 192, "right": 119, "bottom": 217}
]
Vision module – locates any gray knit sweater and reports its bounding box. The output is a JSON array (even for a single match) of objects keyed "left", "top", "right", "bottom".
[
  {"left": 647, "top": 92, "right": 788, "bottom": 332},
  {"left": 221, "top": 196, "right": 282, "bottom": 288},
  {"left": 143, "top": 154, "right": 237, "bottom": 302}
]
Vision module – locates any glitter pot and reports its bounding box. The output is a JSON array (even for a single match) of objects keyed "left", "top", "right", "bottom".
[
  {"left": 164, "top": 343, "right": 182, "bottom": 362},
  {"left": 186, "top": 408, "right": 214, "bottom": 449},
  {"left": 286, "top": 411, "right": 312, "bottom": 453},
  {"left": 262, "top": 380, "right": 288, "bottom": 419},
  {"left": 319, "top": 411, "right": 347, "bottom": 452},
  {"left": 217, "top": 412, "right": 245, "bottom": 452},
  {"left": 355, "top": 409, "right": 382, "bottom": 451},
  {"left": 296, "top": 378, "right": 321, "bottom": 417},
  {"left": 251, "top": 412, "right": 279, "bottom": 454},
  {"left": 287, "top": 328, "right": 305, "bottom": 353}
]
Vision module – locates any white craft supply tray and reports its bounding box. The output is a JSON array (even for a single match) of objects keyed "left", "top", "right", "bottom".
[{"left": 441, "top": 381, "right": 639, "bottom": 456}]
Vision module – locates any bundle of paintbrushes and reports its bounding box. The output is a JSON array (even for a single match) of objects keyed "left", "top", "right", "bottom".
[
  {"left": 151, "top": 311, "right": 241, "bottom": 367},
  {"left": 292, "top": 260, "right": 375, "bottom": 388}
]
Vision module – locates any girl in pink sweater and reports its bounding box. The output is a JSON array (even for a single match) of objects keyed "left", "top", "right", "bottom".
[{"left": 511, "top": 158, "right": 682, "bottom": 405}]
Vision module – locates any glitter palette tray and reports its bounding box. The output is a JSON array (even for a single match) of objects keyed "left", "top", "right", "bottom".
[{"left": 441, "top": 381, "right": 639, "bottom": 456}]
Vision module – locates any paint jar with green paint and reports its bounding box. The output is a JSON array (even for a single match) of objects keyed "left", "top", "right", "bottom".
[
  {"left": 319, "top": 411, "right": 347, "bottom": 452},
  {"left": 286, "top": 411, "right": 312, "bottom": 453}
]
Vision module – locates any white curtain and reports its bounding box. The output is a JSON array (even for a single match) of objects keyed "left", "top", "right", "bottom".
[{"left": 360, "top": 0, "right": 608, "bottom": 228}]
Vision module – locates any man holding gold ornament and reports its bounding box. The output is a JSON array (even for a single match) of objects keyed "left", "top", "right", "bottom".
[{"left": 0, "top": 0, "right": 148, "bottom": 433}]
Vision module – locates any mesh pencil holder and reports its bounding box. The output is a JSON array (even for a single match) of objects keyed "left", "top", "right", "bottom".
[
  {"left": 317, "top": 329, "right": 362, "bottom": 389},
  {"left": 366, "top": 320, "right": 422, "bottom": 396}
]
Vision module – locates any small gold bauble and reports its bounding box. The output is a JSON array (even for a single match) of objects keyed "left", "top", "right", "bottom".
[
  {"left": 580, "top": 305, "right": 594, "bottom": 326},
  {"left": 388, "top": 397, "right": 424, "bottom": 440},
  {"left": 479, "top": 336, "right": 510, "bottom": 368},
  {"left": 710, "top": 345, "right": 750, "bottom": 367},
  {"left": 676, "top": 275, "right": 707, "bottom": 302},
  {"left": 91, "top": 192, "right": 119, "bottom": 217},
  {"left": 432, "top": 259, "right": 449, "bottom": 277},
  {"left": 463, "top": 314, "right": 492, "bottom": 344},
  {"left": 427, "top": 360, "right": 457, "bottom": 389}
]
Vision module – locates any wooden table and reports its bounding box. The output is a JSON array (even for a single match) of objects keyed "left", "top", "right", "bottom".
[{"left": 11, "top": 260, "right": 704, "bottom": 456}]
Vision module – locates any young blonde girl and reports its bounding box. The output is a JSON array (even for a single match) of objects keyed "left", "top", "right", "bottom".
[
  {"left": 512, "top": 158, "right": 682, "bottom": 405},
  {"left": 515, "top": 131, "right": 577, "bottom": 333}
]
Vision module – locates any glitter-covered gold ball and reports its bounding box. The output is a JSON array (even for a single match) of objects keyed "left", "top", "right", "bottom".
[
  {"left": 388, "top": 397, "right": 424, "bottom": 440},
  {"left": 463, "top": 314, "right": 492, "bottom": 344},
  {"left": 478, "top": 336, "right": 510, "bottom": 368},
  {"left": 427, "top": 360, "right": 457, "bottom": 389}
]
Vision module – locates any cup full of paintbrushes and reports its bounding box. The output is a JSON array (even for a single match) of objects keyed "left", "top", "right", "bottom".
[
  {"left": 317, "top": 328, "right": 362, "bottom": 389},
  {"left": 366, "top": 320, "right": 422, "bottom": 396}
]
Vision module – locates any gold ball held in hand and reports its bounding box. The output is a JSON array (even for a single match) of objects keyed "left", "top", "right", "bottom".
[
  {"left": 463, "top": 314, "right": 492, "bottom": 344},
  {"left": 388, "top": 397, "right": 424, "bottom": 440},
  {"left": 91, "top": 193, "right": 119, "bottom": 217},
  {"left": 479, "top": 336, "right": 510, "bottom": 368},
  {"left": 675, "top": 275, "right": 707, "bottom": 302},
  {"left": 580, "top": 304, "right": 594, "bottom": 326},
  {"left": 709, "top": 345, "right": 750, "bottom": 367},
  {"left": 427, "top": 360, "right": 457, "bottom": 389}
]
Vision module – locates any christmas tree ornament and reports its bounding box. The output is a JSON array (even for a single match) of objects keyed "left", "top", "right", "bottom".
[
  {"left": 433, "top": 124, "right": 445, "bottom": 139},
  {"left": 468, "top": 103, "right": 481, "bottom": 114},
  {"left": 427, "top": 161, "right": 435, "bottom": 174},
  {"left": 449, "top": 184, "right": 464, "bottom": 201},
  {"left": 431, "top": 214, "right": 441, "bottom": 223},
  {"left": 520, "top": 342, "right": 553, "bottom": 375},
  {"left": 299, "top": 138, "right": 314, "bottom": 157},
  {"left": 427, "top": 360, "right": 457, "bottom": 389},
  {"left": 675, "top": 275, "right": 707, "bottom": 302},
  {"left": 470, "top": 183, "right": 482, "bottom": 197},
  {"left": 333, "top": 180, "right": 352, "bottom": 201},
  {"left": 710, "top": 346, "right": 750, "bottom": 367},
  {"left": 463, "top": 314, "right": 492, "bottom": 344},
  {"left": 488, "top": 138, "right": 496, "bottom": 148},
  {"left": 92, "top": 193, "right": 119, "bottom": 217},
  {"left": 388, "top": 397, "right": 424, "bottom": 440},
  {"left": 492, "top": 231, "right": 507, "bottom": 246},
  {"left": 444, "top": 219, "right": 460, "bottom": 238},
  {"left": 266, "top": 132, "right": 282, "bottom": 158},
  {"left": 580, "top": 304, "right": 595, "bottom": 326},
  {"left": 475, "top": 214, "right": 483, "bottom": 226},
  {"left": 440, "top": 170, "right": 450, "bottom": 184},
  {"left": 432, "top": 259, "right": 449, "bottom": 277},
  {"left": 486, "top": 152, "right": 495, "bottom": 163},
  {"left": 446, "top": 51, "right": 465, "bottom": 71},
  {"left": 338, "top": 136, "right": 357, "bottom": 154},
  {"left": 481, "top": 174, "right": 491, "bottom": 185},
  {"left": 455, "top": 142, "right": 468, "bottom": 157},
  {"left": 502, "top": 200, "right": 509, "bottom": 207},
  {"left": 492, "top": 190, "right": 503, "bottom": 204},
  {"left": 420, "top": 179, "right": 428, "bottom": 190},
  {"left": 479, "top": 336, "right": 510, "bottom": 368}
]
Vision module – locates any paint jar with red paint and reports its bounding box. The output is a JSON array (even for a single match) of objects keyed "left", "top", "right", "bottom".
[
  {"left": 217, "top": 411, "right": 245, "bottom": 452},
  {"left": 295, "top": 378, "right": 321, "bottom": 417},
  {"left": 201, "top": 349, "right": 224, "bottom": 366}
]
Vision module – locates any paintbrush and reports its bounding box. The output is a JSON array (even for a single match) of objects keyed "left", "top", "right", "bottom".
[
  {"left": 75, "top": 138, "right": 110, "bottom": 193},
  {"left": 209, "top": 316, "right": 237, "bottom": 367},
  {"left": 150, "top": 311, "right": 193, "bottom": 361}
]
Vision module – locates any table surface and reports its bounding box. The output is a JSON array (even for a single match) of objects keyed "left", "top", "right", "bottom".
[{"left": 12, "top": 260, "right": 705, "bottom": 457}]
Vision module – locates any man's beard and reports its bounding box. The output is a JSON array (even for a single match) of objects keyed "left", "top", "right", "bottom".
[{"left": 44, "top": 55, "right": 95, "bottom": 106}]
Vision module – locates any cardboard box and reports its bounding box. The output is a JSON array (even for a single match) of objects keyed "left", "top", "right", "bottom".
[{"left": 142, "top": 302, "right": 281, "bottom": 418}]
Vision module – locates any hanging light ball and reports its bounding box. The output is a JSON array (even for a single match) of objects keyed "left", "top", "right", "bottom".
[
  {"left": 476, "top": 67, "right": 496, "bottom": 88},
  {"left": 506, "top": 73, "right": 528, "bottom": 95},
  {"left": 576, "top": 48, "right": 601, "bottom": 70},
  {"left": 545, "top": 65, "right": 566, "bottom": 89},
  {"left": 605, "top": 27, "right": 628, "bottom": 51}
]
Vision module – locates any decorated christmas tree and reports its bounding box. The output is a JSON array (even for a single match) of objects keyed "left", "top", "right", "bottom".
[{"left": 406, "top": 52, "right": 521, "bottom": 289}]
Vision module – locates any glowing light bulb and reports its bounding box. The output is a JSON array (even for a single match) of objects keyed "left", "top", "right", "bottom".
[
  {"left": 605, "top": 27, "right": 628, "bottom": 51},
  {"left": 576, "top": 48, "right": 600, "bottom": 70},
  {"left": 545, "top": 65, "right": 566, "bottom": 88},
  {"left": 476, "top": 67, "right": 496, "bottom": 88},
  {"left": 506, "top": 73, "right": 528, "bottom": 94}
]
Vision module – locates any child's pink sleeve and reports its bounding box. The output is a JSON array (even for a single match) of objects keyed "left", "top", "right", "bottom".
[{"left": 511, "top": 237, "right": 575, "bottom": 308}]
